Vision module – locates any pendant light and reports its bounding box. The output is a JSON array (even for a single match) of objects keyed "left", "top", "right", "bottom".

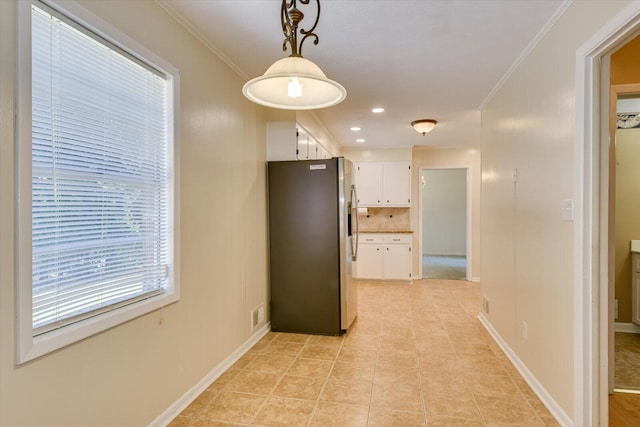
[
  {"left": 411, "top": 119, "right": 438, "bottom": 136},
  {"left": 242, "top": 0, "right": 347, "bottom": 110}
]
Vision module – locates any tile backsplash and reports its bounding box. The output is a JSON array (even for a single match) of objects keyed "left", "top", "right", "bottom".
[{"left": 357, "top": 207, "right": 410, "bottom": 231}]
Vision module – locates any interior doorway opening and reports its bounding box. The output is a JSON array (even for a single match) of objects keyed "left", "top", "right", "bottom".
[{"left": 420, "top": 168, "right": 468, "bottom": 280}]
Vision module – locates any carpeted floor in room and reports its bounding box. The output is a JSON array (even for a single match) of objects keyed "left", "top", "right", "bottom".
[{"left": 422, "top": 255, "right": 467, "bottom": 280}]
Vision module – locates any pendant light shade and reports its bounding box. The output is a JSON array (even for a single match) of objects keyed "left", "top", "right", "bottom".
[
  {"left": 411, "top": 119, "right": 438, "bottom": 136},
  {"left": 242, "top": 0, "right": 347, "bottom": 110},
  {"left": 242, "top": 57, "right": 346, "bottom": 110}
]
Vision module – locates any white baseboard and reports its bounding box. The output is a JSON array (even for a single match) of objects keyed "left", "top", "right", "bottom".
[
  {"left": 470, "top": 277, "right": 480, "bottom": 283},
  {"left": 614, "top": 322, "right": 640, "bottom": 333},
  {"left": 478, "top": 314, "right": 572, "bottom": 427},
  {"left": 148, "top": 322, "right": 270, "bottom": 427}
]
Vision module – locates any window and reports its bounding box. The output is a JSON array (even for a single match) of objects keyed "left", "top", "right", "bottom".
[{"left": 17, "top": 0, "right": 180, "bottom": 363}]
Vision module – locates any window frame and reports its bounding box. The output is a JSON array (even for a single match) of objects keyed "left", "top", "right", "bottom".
[{"left": 16, "top": 0, "right": 181, "bottom": 364}]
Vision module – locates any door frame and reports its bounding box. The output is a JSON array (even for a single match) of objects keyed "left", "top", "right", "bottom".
[
  {"left": 418, "top": 167, "right": 471, "bottom": 281},
  {"left": 575, "top": 3, "right": 640, "bottom": 426}
]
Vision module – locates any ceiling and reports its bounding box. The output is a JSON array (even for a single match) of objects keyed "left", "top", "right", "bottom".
[{"left": 159, "top": 0, "right": 567, "bottom": 150}]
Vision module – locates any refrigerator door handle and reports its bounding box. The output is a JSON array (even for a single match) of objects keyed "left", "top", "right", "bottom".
[{"left": 351, "top": 184, "right": 359, "bottom": 261}]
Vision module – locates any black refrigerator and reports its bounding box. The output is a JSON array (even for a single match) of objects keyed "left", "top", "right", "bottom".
[{"left": 267, "top": 157, "right": 359, "bottom": 335}]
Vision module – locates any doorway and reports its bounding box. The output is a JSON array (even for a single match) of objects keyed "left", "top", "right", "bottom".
[
  {"left": 611, "top": 89, "right": 640, "bottom": 396},
  {"left": 420, "top": 168, "right": 468, "bottom": 280}
]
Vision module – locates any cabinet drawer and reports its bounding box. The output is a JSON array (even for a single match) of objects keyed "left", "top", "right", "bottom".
[
  {"left": 359, "top": 234, "right": 383, "bottom": 244},
  {"left": 382, "top": 234, "right": 412, "bottom": 244}
]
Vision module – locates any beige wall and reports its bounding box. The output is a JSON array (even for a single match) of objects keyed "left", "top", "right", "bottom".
[
  {"left": 0, "top": 1, "right": 269, "bottom": 425},
  {"left": 615, "top": 129, "right": 640, "bottom": 323},
  {"left": 611, "top": 34, "right": 640, "bottom": 85},
  {"left": 412, "top": 147, "right": 481, "bottom": 280},
  {"left": 342, "top": 147, "right": 413, "bottom": 162},
  {"left": 422, "top": 169, "right": 467, "bottom": 256},
  {"left": 480, "top": 0, "right": 630, "bottom": 419}
]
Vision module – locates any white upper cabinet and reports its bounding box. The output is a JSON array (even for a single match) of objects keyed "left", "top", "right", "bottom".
[
  {"left": 267, "top": 121, "right": 330, "bottom": 161},
  {"left": 356, "top": 162, "right": 411, "bottom": 207},
  {"left": 356, "top": 163, "right": 384, "bottom": 206}
]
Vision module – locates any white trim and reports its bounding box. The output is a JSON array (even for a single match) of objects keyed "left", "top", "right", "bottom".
[
  {"left": 575, "top": 2, "right": 640, "bottom": 426},
  {"left": 478, "top": 0, "right": 573, "bottom": 109},
  {"left": 148, "top": 323, "right": 271, "bottom": 427},
  {"left": 470, "top": 277, "right": 481, "bottom": 283},
  {"left": 614, "top": 322, "right": 640, "bottom": 334},
  {"left": 478, "top": 314, "right": 571, "bottom": 427}
]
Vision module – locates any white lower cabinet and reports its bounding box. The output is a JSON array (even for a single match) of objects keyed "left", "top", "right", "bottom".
[{"left": 355, "top": 233, "right": 412, "bottom": 281}]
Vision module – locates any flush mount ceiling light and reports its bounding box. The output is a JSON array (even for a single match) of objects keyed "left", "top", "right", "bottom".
[
  {"left": 411, "top": 119, "right": 438, "bottom": 136},
  {"left": 242, "top": 0, "right": 347, "bottom": 110}
]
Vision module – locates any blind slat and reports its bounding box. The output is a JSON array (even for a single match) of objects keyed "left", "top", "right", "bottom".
[{"left": 31, "top": 4, "right": 171, "bottom": 331}]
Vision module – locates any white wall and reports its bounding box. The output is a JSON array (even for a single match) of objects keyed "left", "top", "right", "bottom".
[
  {"left": 0, "top": 1, "right": 269, "bottom": 425},
  {"left": 480, "top": 0, "right": 630, "bottom": 420},
  {"left": 422, "top": 169, "right": 467, "bottom": 256}
]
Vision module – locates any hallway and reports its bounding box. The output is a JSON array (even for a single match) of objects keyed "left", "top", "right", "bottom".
[{"left": 170, "top": 280, "right": 558, "bottom": 426}]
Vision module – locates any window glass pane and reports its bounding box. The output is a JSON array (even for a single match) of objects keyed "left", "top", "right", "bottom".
[{"left": 31, "top": 4, "right": 170, "bottom": 333}]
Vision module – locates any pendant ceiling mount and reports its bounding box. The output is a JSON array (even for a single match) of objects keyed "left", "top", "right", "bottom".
[{"left": 242, "top": 0, "right": 347, "bottom": 110}]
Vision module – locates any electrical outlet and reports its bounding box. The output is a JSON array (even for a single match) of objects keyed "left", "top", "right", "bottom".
[
  {"left": 522, "top": 321, "right": 528, "bottom": 341},
  {"left": 615, "top": 299, "right": 619, "bottom": 320},
  {"left": 482, "top": 296, "right": 490, "bottom": 315}
]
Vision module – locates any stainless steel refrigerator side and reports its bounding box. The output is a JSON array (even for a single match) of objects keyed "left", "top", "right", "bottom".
[{"left": 339, "top": 158, "right": 358, "bottom": 330}]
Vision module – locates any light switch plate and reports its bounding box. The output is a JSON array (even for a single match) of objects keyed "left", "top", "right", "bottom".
[{"left": 561, "top": 199, "right": 574, "bottom": 222}]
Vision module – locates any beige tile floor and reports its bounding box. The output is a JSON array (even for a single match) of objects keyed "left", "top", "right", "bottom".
[{"left": 169, "top": 280, "right": 560, "bottom": 426}]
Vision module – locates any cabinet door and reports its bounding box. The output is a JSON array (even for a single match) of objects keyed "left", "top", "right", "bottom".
[
  {"left": 317, "top": 144, "right": 328, "bottom": 159},
  {"left": 383, "top": 244, "right": 412, "bottom": 280},
  {"left": 354, "top": 244, "right": 383, "bottom": 279},
  {"left": 356, "top": 163, "right": 384, "bottom": 206},
  {"left": 308, "top": 136, "right": 318, "bottom": 160},
  {"left": 383, "top": 162, "right": 411, "bottom": 206},
  {"left": 297, "top": 129, "right": 308, "bottom": 160}
]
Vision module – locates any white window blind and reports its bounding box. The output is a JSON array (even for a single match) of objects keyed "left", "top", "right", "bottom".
[{"left": 31, "top": 4, "right": 172, "bottom": 335}]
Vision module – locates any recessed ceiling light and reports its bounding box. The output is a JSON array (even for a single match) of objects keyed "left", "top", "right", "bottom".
[
  {"left": 371, "top": 107, "right": 384, "bottom": 113},
  {"left": 356, "top": 138, "right": 366, "bottom": 143},
  {"left": 350, "top": 127, "right": 361, "bottom": 131}
]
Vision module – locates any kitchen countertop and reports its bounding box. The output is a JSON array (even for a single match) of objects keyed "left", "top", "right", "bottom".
[{"left": 359, "top": 230, "right": 413, "bottom": 234}]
